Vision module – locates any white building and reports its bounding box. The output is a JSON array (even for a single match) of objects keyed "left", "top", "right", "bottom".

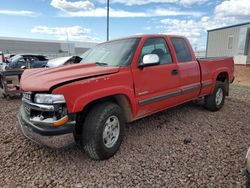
[
  {"left": 0, "top": 37, "right": 98, "bottom": 58},
  {"left": 206, "top": 22, "right": 250, "bottom": 66}
]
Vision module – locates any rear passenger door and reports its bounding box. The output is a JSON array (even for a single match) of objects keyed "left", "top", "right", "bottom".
[{"left": 170, "top": 37, "right": 201, "bottom": 101}]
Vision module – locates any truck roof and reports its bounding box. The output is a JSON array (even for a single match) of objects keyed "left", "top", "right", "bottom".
[
  {"left": 120, "top": 34, "right": 186, "bottom": 40},
  {"left": 99, "top": 34, "right": 187, "bottom": 45}
]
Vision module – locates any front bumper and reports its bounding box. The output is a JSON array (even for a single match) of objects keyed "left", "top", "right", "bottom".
[{"left": 17, "top": 105, "right": 76, "bottom": 148}]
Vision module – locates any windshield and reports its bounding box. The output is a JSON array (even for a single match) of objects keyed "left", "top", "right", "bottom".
[{"left": 80, "top": 38, "right": 140, "bottom": 66}]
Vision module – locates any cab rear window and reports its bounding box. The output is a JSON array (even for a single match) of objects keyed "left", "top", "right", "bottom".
[{"left": 171, "top": 38, "right": 192, "bottom": 62}]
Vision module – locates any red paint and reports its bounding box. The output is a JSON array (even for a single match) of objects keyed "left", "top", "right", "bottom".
[
  {"left": 20, "top": 35, "right": 234, "bottom": 121},
  {"left": 20, "top": 63, "right": 120, "bottom": 91}
]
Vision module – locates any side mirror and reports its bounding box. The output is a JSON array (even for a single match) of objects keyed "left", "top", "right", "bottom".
[{"left": 139, "top": 54, "right": 160, "bottom": 67}]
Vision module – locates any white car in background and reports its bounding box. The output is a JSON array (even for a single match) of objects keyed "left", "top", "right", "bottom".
[{"left": 46, "top": 56, "right": 82, "bottom": 68}]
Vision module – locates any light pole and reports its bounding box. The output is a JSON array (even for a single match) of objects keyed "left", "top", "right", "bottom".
[
  {"left": 107, "top": 0, "right": 109, "bottom": 41},
  {"left": 66, "top": 30, "right": 70, "bottom": 55}
]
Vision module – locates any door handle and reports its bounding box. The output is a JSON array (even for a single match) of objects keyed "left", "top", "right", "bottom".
[{"left": 171, "top": 69, "right": 178, "bottom": 75}]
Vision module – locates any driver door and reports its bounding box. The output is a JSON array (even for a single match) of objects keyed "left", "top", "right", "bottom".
[{"left": 132, "top": 37, "right": 181, "bottom": 117}]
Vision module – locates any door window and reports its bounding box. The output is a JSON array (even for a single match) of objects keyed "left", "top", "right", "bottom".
[
  {"left": 171, "top": 38, "right": 192, "bottom": 62},
  {"left": 140, "top": 38, "right": 172, "bottom": 65}
]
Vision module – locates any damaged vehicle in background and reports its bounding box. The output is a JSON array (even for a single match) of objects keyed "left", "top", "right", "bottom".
[
  {"left": 0, "top": 51, "right": 5, "bottom": 63},
  {"left": 0, "top": 62, "right": 6, "bottom": 71},
  {"left": 18, "top": 34, "right": 234, "bottom": 160},
  {"left": 46, "top": 56, "right": 82, "bottom": 68},
  {"left": 5, "top": 54, "right": 48, "bottom": 70},
  {"left": 4, "top": 53, "right": 16, "bottom": 61}
]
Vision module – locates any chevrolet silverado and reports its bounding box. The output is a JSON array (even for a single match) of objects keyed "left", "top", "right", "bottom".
[{"left": 17, "top": 34, "right": 234, "bottom": 160}]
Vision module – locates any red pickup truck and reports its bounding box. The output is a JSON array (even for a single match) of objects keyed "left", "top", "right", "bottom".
[{"left": 18, "top": 34, "right": 234, "bottom": 160}]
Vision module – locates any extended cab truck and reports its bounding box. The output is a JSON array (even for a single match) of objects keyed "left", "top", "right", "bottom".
[{"left": 18, "top": 35, "right": 234, "bottom": 160}]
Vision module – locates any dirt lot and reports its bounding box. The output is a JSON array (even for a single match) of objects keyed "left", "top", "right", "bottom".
[
  {"left": 0, "top": 85, "right": 249, "bottom": 187},
  {"left": 234, "top": 65, "right": 250, "bottom": 86}
]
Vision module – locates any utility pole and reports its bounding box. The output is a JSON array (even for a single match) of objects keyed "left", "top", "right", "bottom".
[
  {"left": 107, "top": 0, "right": 110, "bottom": 41},
  {"left": 66, "top": 30, "right": 70, "bottom": 55}
]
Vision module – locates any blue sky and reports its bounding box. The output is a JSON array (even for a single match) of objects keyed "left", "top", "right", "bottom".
[{"left": 0, "top": 0, "right": 249, "bottom": 50}]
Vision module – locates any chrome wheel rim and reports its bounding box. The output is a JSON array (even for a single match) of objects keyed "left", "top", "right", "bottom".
[
  {"left": 215, "top": 88, "right": 223, "bottom": 105},
  {"left": 102, "top": 115, "right": 120, "bottom": 148}
]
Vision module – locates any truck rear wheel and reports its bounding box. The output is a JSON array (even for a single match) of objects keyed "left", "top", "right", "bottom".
[
  {"left": 204, "top": 81, "right": 226, "bottom": 111},
  {"left": 81, "top": 102, "right": 125, "bottom": 160}
]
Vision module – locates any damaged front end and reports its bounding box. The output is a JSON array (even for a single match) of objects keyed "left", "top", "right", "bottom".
[{"left": 17, "top": 92, "right": 76, "bottom": 148}]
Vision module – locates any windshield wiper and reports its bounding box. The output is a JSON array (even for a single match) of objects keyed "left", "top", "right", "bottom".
[{"left": 95, "top": 62, "right": 108, "bottom": 66}]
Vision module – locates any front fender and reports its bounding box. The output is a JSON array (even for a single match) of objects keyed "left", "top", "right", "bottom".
[
  {"left": 52, "top": 69, "right": 137, "bottom": 116},
  {"left": 72, "top": 86, "right": 137, "bottom": 115}
]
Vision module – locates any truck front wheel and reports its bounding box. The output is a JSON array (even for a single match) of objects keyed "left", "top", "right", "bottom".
[
  {"left": 204, "top": 81, "right": 226, "bottom": 111},
  {"left": 81, "top": 102, "right": 125, "bottom": 160}
]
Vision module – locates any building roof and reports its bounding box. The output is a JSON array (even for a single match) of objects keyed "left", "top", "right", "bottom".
[
  {"left": 0, "top": 36, "right": 98, "bottom": 48},
  {"left": 207, "top": 22, "right": 250, "bottom": 32}
]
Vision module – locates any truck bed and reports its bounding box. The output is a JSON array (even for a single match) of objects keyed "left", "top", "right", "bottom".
[
  {"left": 197, "top": 57, "right": 234, "bottom": 96},
  {"left": 198, "top": 57, "right": 234, "bottom": 81}
]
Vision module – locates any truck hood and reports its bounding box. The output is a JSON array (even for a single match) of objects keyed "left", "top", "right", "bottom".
[{"left": 20, "top": 63, "right": 120, "bottom": 91}]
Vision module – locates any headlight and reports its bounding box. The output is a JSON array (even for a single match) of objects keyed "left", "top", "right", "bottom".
[{"left": 34, "top": 94, "right": 66, "bottom": 104}]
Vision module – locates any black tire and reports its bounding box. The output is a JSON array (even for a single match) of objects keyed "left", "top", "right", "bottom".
[
  {"left": 81, "top": 102, "right": 125, "bottom": 160},
  {"left": 204, "top": 81, "right": 226, "bottom": 111}
]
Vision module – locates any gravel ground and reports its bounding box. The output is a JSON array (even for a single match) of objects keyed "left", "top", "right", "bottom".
[
  {"left": 234, "top": 66, "right": 250, "bottom": 87},
  {"left": 0, "top": 85, "right": 250, "bottom": 187}
]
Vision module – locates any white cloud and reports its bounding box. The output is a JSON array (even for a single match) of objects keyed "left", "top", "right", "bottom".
[
  {"left": 60, "top": 7, "right": 203, "bottom": 17},
  {"left": 97, "top": 0, "right": 177, "bottom": 6},
  {"left": 151, "top": 8, "right": 202, "bottom": 17},
  {"left": 48, "top": 0, "right": 250, "bottom": 49},
  {"left": 31, "top": 25, "right": 100, "bottom": 42},
  {"left": 97, "top": 0, "right": 208, "bottom": 6},
  {"left": 178, "top": 0, "right": 208, "bottom": 6},
  {"left": 215, "top": 0, "right": 250, "bottom": 18},
  {"left": 51, "top": 0, "right": 203, "bottom": 17},
  {"left": 0, "top": 10, "right": 39, "bottom": 17},
  {"left": 51, "top": 0, "right": 94, "bottom": 12},
  {"left": 159, "top": 0, "right": 250, "bottom": 50},
  {"left": 60, "top": 7, "right": 147, "bottom": 17},
  {"left": 145, "top": 26, "right": 152, "bottom": 30},
  {"left": 160, "top": 16, "right": 239, "bottom": 50},
  {"left": 134, "top": 33, "right": 144, "bottom": 35}
]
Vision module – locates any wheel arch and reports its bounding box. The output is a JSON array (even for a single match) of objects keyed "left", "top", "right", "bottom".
[
  {"left": 75, "top": 94, "right": 134, "bottom": 141},
  {"left": 216, "top": 71, "right": 229, "bottom": 82}
]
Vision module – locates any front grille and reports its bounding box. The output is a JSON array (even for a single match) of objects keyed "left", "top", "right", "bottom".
[
  {"left": 21, "top": 94, "right": 67, "bottom": 122},
  {"left": 23, "top": 104, "right": 31, "bottom": 116},
  {"left": 23, "top": 92, "right": 32, "bottom": 101}
]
